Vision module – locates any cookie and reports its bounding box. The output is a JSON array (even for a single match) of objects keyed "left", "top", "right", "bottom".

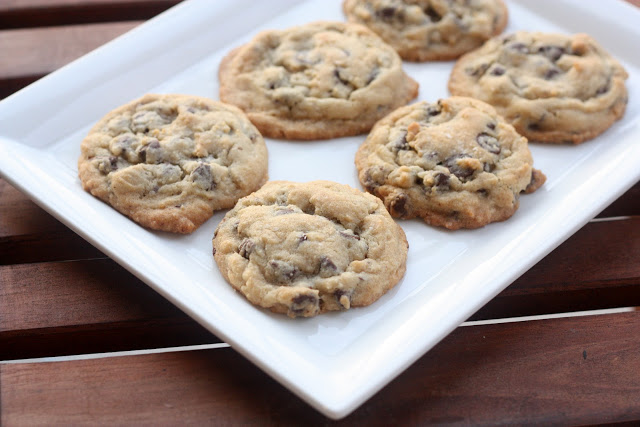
[
  {"left": 212, "top": 180, "right": 408, "bottom": 318},
  {"left": 355, "top": 97, "right": 545, "bottom": 229},
  {"left": 218, "top": 21, "right": 419, "bottom": 140},
  {"left": 448, "top": 32, "right": 629, "bottom": 144},
  {"left": 343, "top": 0, "right": 508, "bottom": 61},
  {"left": 78, "top": 94, "right": 268, "bottom": 234}
]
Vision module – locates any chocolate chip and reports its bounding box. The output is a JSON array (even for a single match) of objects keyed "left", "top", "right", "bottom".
[
  {"left": 320, "top": 256, "right": 337, "bottom": 271},
  {"left": 483, "top": 162, "right": 495, "bottom": 173},
  {"left": 466, "top": 63, "right": 489, "bottom": 77},
  {"left": 596, "top": 82, "right": 610, "bottom": 96},
  {"left": 339, "top": 231, "right": 360, "bottom": 240},
  {"left": 299, "top": 234, "right": 308, "bottom": 243},
  {"left": 212, "top": 246, "right": 216, "bottom": 256},
  {"left": 487, "top": 123, "right": 496, "bottom": 130},
  {"left": 363, "top": 167, "right": 383, "bottom": 192},
  {"left": 445, "top": 155, "right": 474, "bottom": 180},
  {"left": 366, "top": 68, "right": 380, "bottom": 85},
  {"left": 238, "top": 238, "right": 254, "bottom": 259},
  {"left": 476, "top": 133, "right": 501, "bottom": 154},
  {"left": 477, "top": 189, "right": 489, "bottom": 197},
  {"left": 390, "top": 193, "right": 408, "bottom": 217},
  {"left": 509, "top": 42, "right": 529, "bottom": 54},
  {"left": 333, "top": 68, "right": 350, "bottom": 87},
  {"left": 269, "top": 260, "right": 299, "bottom": 283},
  {"left": 291, "top": 294, "right": 318, "bottom": 315},
  {"left": 528, "top": 122, "right": 542, "bottom": 131},
  {"left": 334, "top": 289, "right": 352, "bottom": 309},
  {"left": 109, "top": 156, "right": 119, "bottom": 171},
  {"left": 538, "top": 45, "right": 565, "bottom": 62},
  {"left": 138, "top": 139, "right": 162, "bottom": 163},
  {"left": 190, "top": 163, "right": 216, "bottom": 191},
  {"left": 426, "top": 104, "right": 441, "bottom": 116},
  {"left": 378, "top": 6, "right": 395, "bottom": 19},
  {"left": 544, "top": 68, "right": 560, "bottom": 80},
  {"left": 434, "top": 173, "right": 449, "bottom": 188},
  {"left": 490, "top": 66, "right": 506, "bottom": 76},
  {"left": 393, "top": 131, "right": 408, "bottom": 151},
  {"left": 424, "top": 6, "right": 442, "bottom": 22}
]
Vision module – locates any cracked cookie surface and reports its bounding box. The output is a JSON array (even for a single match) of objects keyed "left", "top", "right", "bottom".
[
  {"left": 212, "top": 181, "right": 408, "bottom": 318},
  {"left": 448, "top": 32, "right": 629, "bottom": 143},
  {"left": 356, "top": 97, "right": 545, "bottom": 229},
  {"left": 218, "top": 21, "right": 418, "bottom": 140},
  {"left": 78, "top": 94, "right": 268, "bottom": 233},
  {"left": 343, "top": 0, "right": 508, "bottom": 61}
]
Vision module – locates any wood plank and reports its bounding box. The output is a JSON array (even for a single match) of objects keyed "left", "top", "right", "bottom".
[
  {"left": 0, "top": 258, "right": 218, "bottom": 359},
  {"left": 3, "top": 311, "right": 640, "bottom": 424},
  {"left": 0, "top": 179, "right": 103, "bottom": 264},
  {"left": 2, "top": 178, "right": 639, "bottom": 264},
  {"left": 597, "top": 181, "right": 640, "bottom": 218},
  {"left": 0, "top": 21, "right": 139, "bottom": 98},
  {"left": 1, "top": 215, "right": 638, "bottom": 359},
  {"left": 0, "top": 0, "right": 181, "bottom": 29}
]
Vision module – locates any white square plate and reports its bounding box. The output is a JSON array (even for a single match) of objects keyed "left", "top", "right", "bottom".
[{"left": 1, "top": 0, "right": 639, "bottom": 419}]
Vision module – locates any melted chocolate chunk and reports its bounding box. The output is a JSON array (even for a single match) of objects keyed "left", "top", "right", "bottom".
[
  {"left": 108, "top": 156, "right": 119, "bottom": 171},
  {"left": 509, "top": 42, "right": 529, "bottom": 54},
  {"left": 538, "top": 45, "right": 565, "bottom": 62},
  {"left": 333, "top": 68, "right": 350, "bottom": 87},
  {"left": 434, "top": 172, "right": 450, "bottom": 188},
  {"left": 366, "top": 68, "right": 380, "bottom": 85},
  {"left": 269, "top": 260, "right": 299, "bottom": 283},
  {"left": 378, "top": 6, "right": 395, "bottom": 20},
  {"left": 363, "top": 167, "right": 383, "bottom": 192},
  {"left": 490, "top": 66, "right": 506, "bottom": 76},
  {"left": 339, "top": 231, "right": 360, "bottom": 240},
  {"left": 238, "top": 238, "right": 254, "bottom": 259},
  {"left": 476, "top": 133, "right": 501, "bottom": 154},
  {"left": 393, "top": 131, "right": 409, "bottom": 151},
  {"left": 138, "top": 139, "right": 161, "bottom": 163},
  {"left": 444, "top": 155, "right": 474, "bottom": 180},
  {"left": 319, "top": 256, "right": 337, "bottom": 278},
  {"left": 544, "top": 68, "right": 560, "bottom": 80},
  {"left": 424, "top": 6, "right": 442, "bottom": 22},
  {"left": 466, "top": 63, "right": 489, "bottom": 77},
  {"left": 390, "top": 193, "right": 408, "bottom": 217},
  {"left": 190, "top": 163, "right": 216, "bottom": 191},
  {"left": 291, "top": 294, "right": 318, "bottom": 315},
  {"left": 426, "top": 104, "right": 441, "bottom": 117}
]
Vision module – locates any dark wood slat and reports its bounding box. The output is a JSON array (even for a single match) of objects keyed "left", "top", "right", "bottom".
[
  {"left": 3, "top": 311, "right": 640, "bottom": 424},
  {"left": 0, "top": 258, "right": 219, "bottom": 359},
  {"left": 0, "top": 21, "right": 139, "bottom": 99},
  {"left": 2, "top": 178, "right": 639, "bottom": 265},
  {"left": 1, "top": 215, "right": 638, "bottom": 359},
  {"left": 597, "top": 181, "right": 640, "bottom": 218},
  {"left": 472, "top": 216, "right": 640, "bottom": 320},
  {"left": 0, "top": 179, "right": 103, "bottom": 264},
  {"left": 0, "top": 0, "right": 181, "bottom": 29}
]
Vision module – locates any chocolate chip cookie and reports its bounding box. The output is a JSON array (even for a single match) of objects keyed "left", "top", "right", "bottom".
[
  {"left": 218, "top": 21, "right": 419, "bottom": 140},
  {"left": 212, "top": 180, "right": 408, "bottom": 318},
  {"left": 343, "top": 0, "right": 508, "bottom": 61},
  {"left": 448, "top": 32, "right": 629, "bottom": 144},
  {"left": 78, "top": 94, "right": 268, "bottom": 233},
  {"left": 355, "top": 97, "right": 545, "bottom": 229}
]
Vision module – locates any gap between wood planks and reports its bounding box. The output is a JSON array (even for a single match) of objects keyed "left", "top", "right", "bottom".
[{"left": 2, "top": 306, "right": 636, "bottom": 364}]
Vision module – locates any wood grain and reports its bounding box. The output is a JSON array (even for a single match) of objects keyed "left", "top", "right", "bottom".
[
  {"left": 3, "top": 311, "right": 640, "bottom": 425},
  {"left": 0, "top": 0, "right": 181, "bottom": 29}
]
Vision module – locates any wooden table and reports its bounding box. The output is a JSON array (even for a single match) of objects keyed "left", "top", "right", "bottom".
[{"left": 1, "top": 1, "right": 639, "bottom": 424}]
